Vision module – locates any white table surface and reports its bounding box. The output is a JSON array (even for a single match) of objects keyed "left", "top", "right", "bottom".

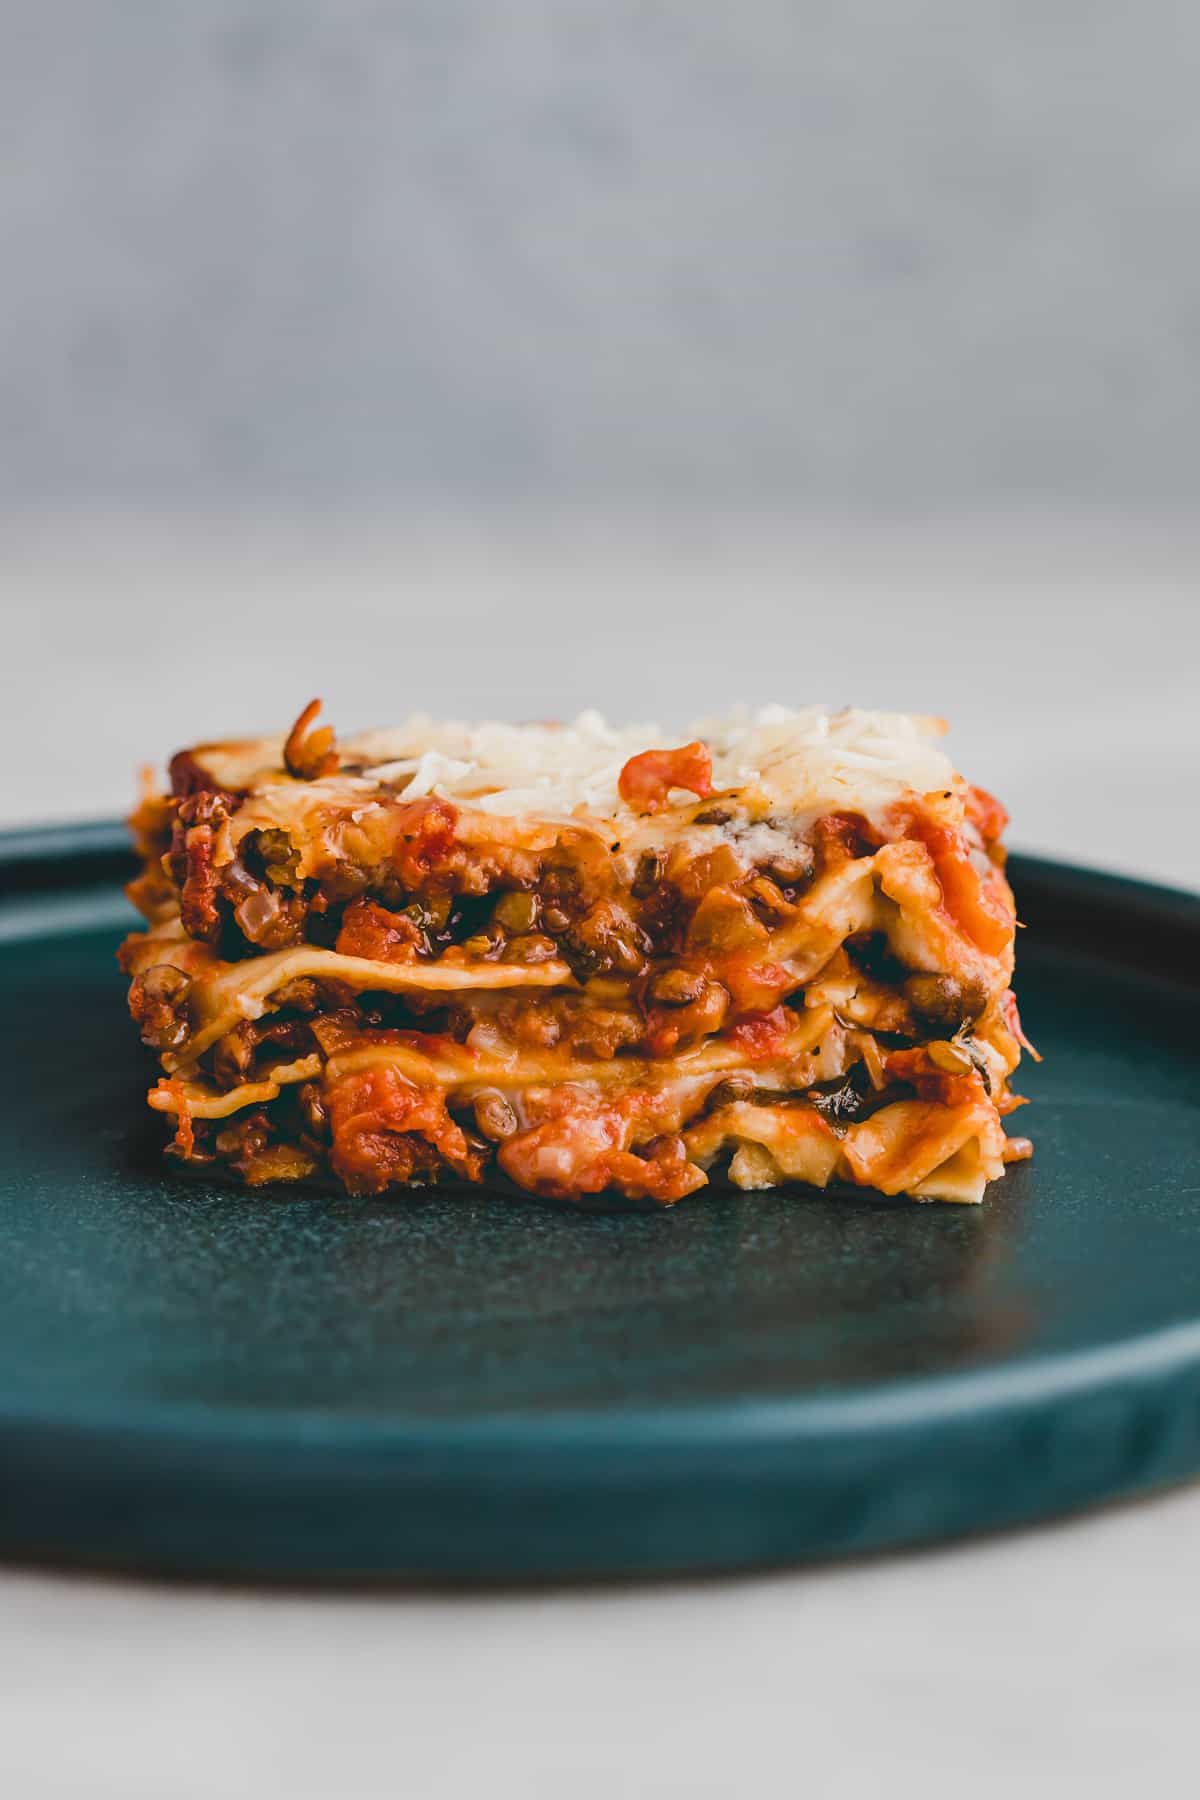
[{"left": 1, "top": 511, "right": 1197, "bottom": 1797}]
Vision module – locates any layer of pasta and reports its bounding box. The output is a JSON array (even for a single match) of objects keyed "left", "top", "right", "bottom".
[{"left": 121, "top": 702, "right": 1033, "bottom": 1205}]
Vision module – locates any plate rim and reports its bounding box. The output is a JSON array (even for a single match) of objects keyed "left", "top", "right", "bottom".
[{"left": 2, "top": 819, "right": 1199, "bottom": 1577}]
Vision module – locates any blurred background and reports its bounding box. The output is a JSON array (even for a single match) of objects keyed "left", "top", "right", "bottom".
[
  {"left": 3, "top": 0, "right": 1198, "bottom": 878},
  {"left": 3, "top": 11, "right": 1200, "bottom": 1797}
]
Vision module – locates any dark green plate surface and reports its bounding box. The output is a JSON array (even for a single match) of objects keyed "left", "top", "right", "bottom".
[{"left": 1, "top": 825, "right": 1199, "bottom": 1582}]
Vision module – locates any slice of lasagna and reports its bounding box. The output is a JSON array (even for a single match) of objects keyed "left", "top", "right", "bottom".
[{"left": 120, "top": 702, "right": 1033, "bottom": 1206}]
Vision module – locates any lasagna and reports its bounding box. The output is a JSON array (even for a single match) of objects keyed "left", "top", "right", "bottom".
[{"left": 120, "top": 702, "right": 1034, "bottom": 1206}]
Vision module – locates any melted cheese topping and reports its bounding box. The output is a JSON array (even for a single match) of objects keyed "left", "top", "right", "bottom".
[{"left": 193, "top": 706, "right": 958, "bottom": 830}]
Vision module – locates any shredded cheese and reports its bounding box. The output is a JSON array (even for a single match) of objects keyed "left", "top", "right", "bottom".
[{"left": 194, "top": 706, "right": 958, "bottom": 830}]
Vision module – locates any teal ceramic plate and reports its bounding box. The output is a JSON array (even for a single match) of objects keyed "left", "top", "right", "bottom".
[{"left": 1, "top": 824, "right": 1198, "bottom": 1582}]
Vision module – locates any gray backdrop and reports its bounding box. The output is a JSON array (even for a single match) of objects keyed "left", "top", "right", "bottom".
[
  {"left": 3, "top": 18, "right": 1200, "bottom": 1794},
  {"left": 4, "top": 1, "right": 1199, "bottom": 507},
  {"left": 3, "top": 6, "right": 1198, "bottom": 848}
]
